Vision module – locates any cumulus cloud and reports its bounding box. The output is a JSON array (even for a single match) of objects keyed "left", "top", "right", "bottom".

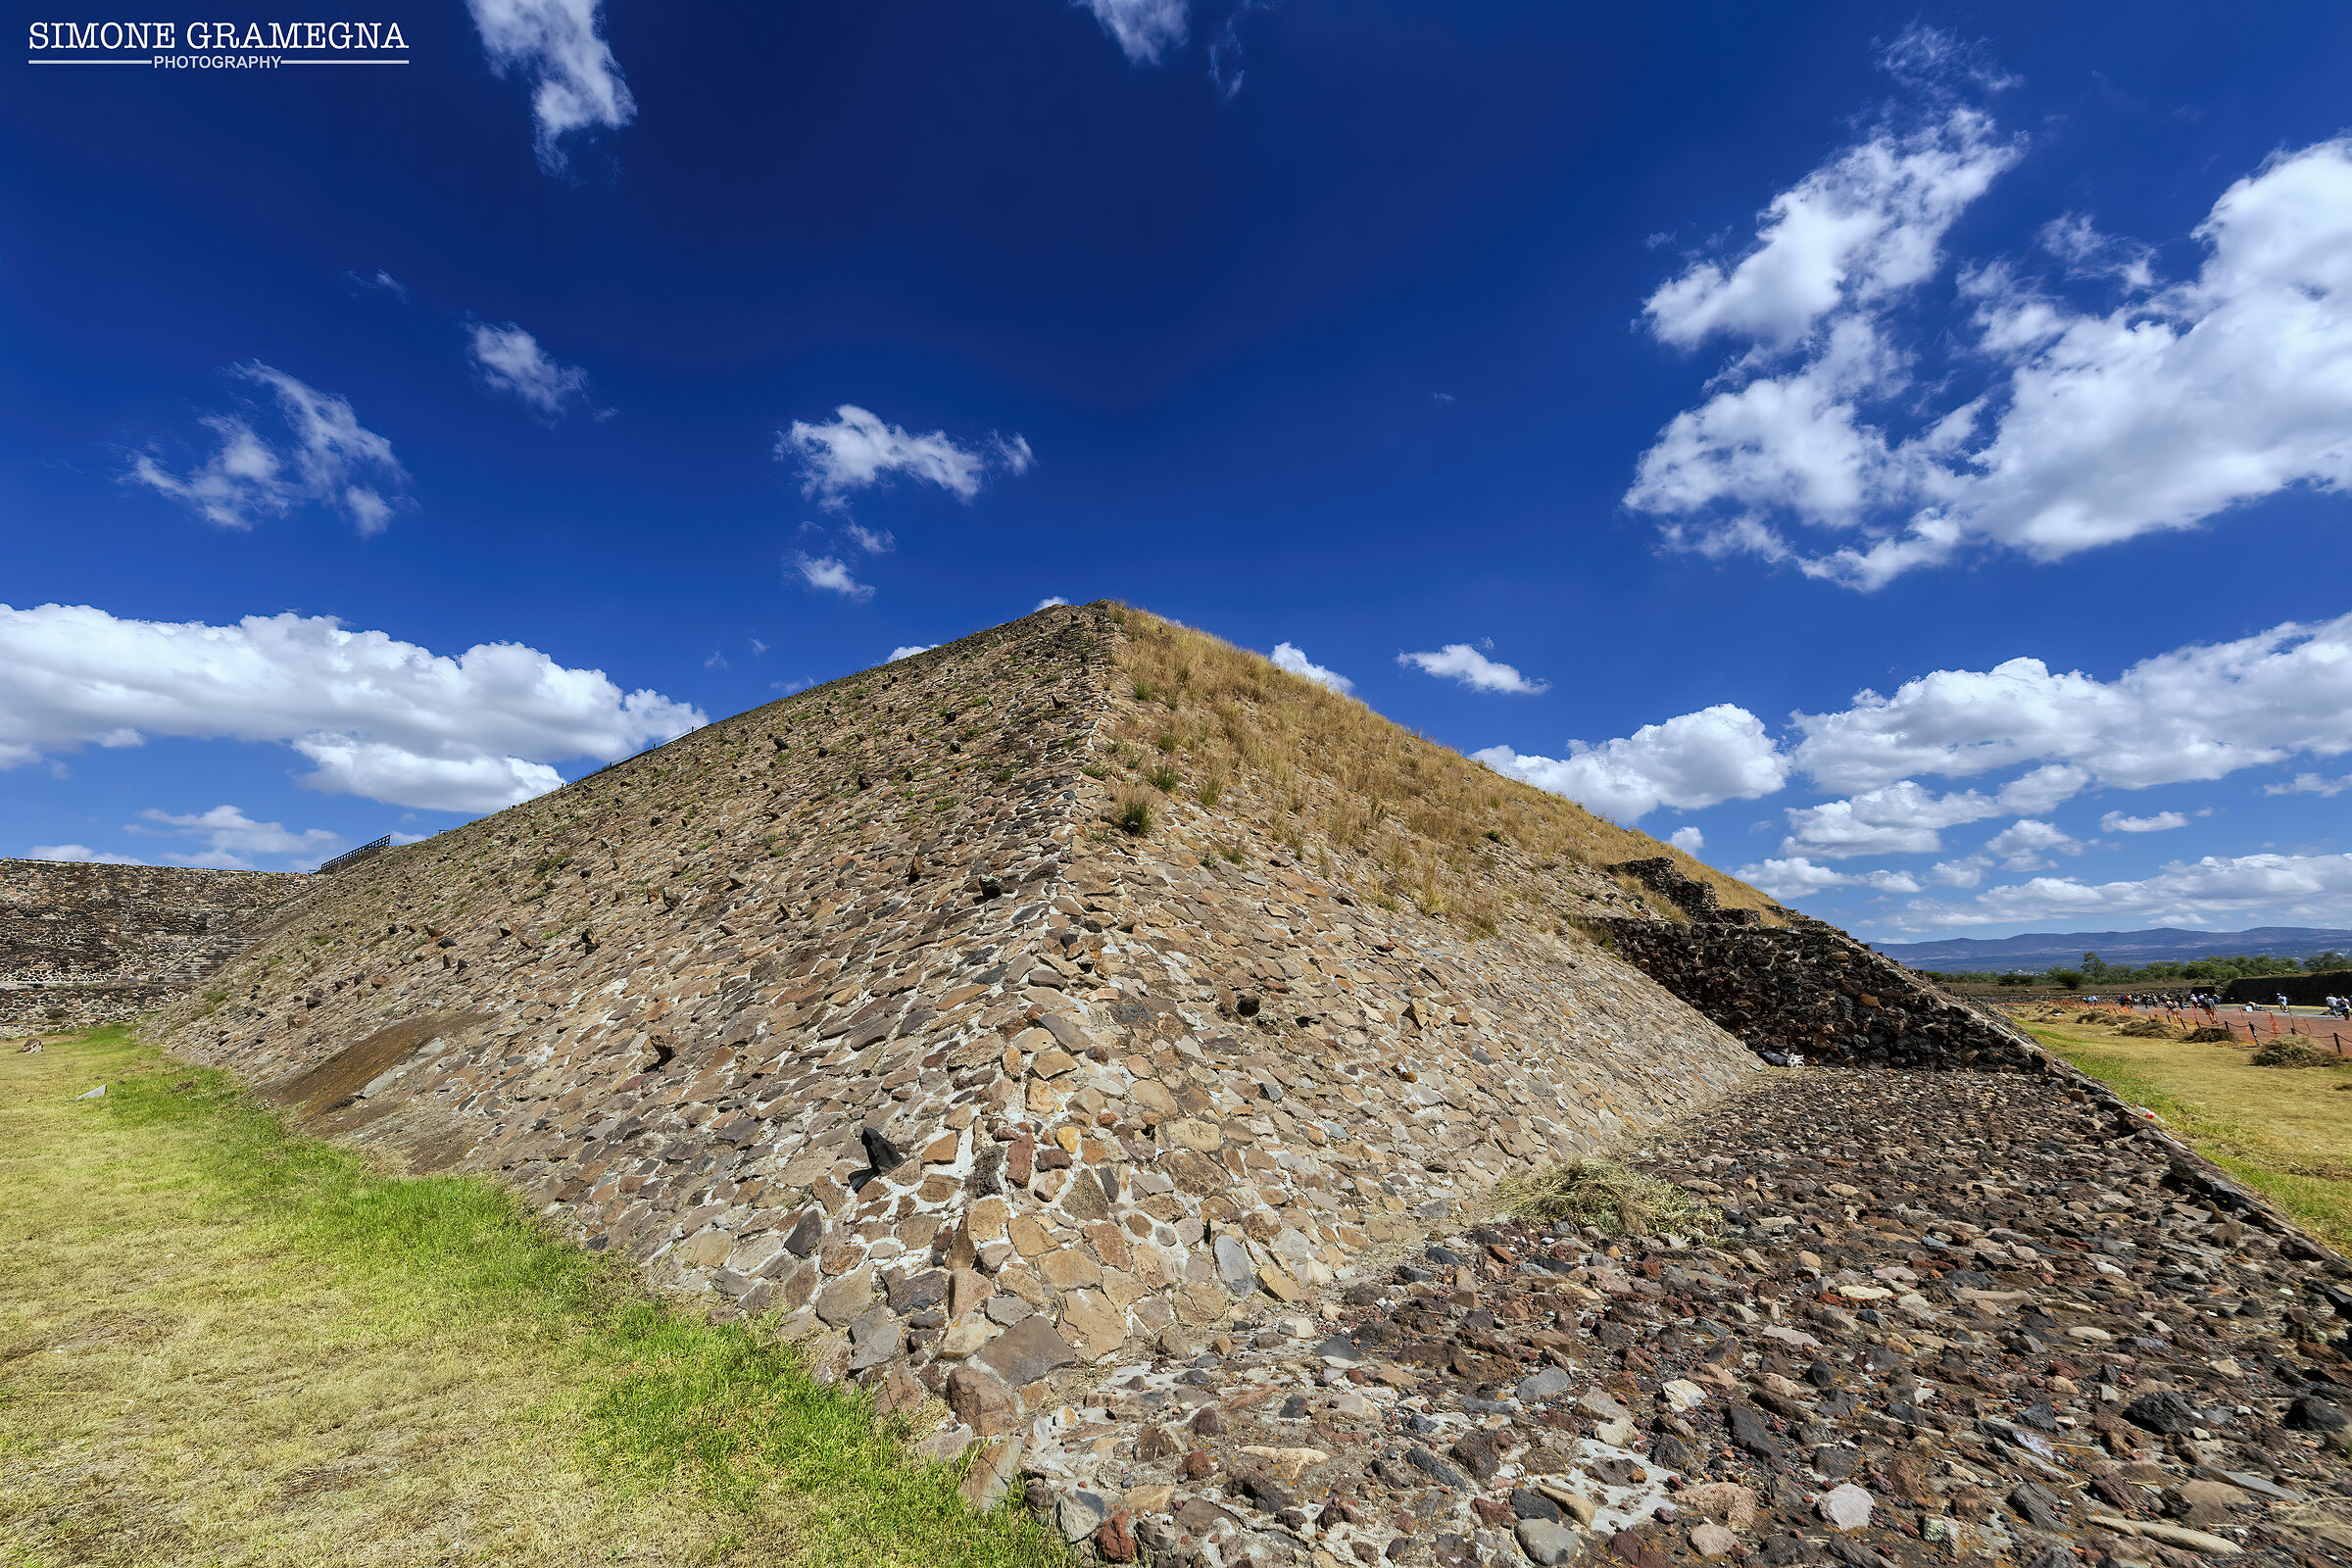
[
  {"left": 1270, "top": 642, "right": 1353, "bottom": 695},
  {"left": 844, "top": 523, "right": 895, "bottom": 555},
  {"left": 888, "top": 645, "right": 934, "bottom": 662},
  {"left": 129, "top": 805, "right": 341, "bottom": 869},
  {"left": 29, "top": 844, "right": 145, "bottom": 865},
  {"left": 1777, "top": 764, "right": 2090, "bottom": 858},
  {"left": 794, "top": 554, "right": 874, "bottom": 603},
  {"left": 1075, "top": 0, "right": 1187, "bottom": 64},
  {"left": 126, "top": 363, "right": 406, "bottom": 536},
  {"left": 467, "top": 322, "right": 596, "bottom": 419},
  {"left": 1398, "top": 645, "right": 1548, "bottom": 694},
  {"left": 0, "top": 604, "right": 701, "bottom": 814},
  {"left": 1628, "top": 34, "right": 2352, "bottom": 588},
  {"left": 1642, "top": 102, "right": 2017, "bottom": 352},
  {"left": 1474, "top": 705, "right": 1788, "bottom": 824},
  {"left": 1897, "top": 851, "right": 2352, "bottom": 929},
  {"left": 2100, "top": 809, "right": 2188, "bottom": 833},
  {"left": 1792, "top": 613, "right": 2352, "bottom": 793},
  {"left": 1034, "top": 596, "right": 1071, "bottom": 612},
  {"left": 466, "top": 0, "right": 634, "bottom": 170},
  {"left": 1669, "top": 826, "right": 1704, "bottom": 853},
  {"left": 777, "top": 405, "right": 1031, "bottom": 510},
  {"left": 1735, "top": 856, "right": 1921, "bottom": 901},
  {"left": 1984, "top": 817, "right": 2082, "bottom": 871}
]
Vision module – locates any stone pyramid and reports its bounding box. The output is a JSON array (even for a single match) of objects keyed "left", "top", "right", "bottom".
[{"left": 155, "top": 602, "right": 1778, "bottom": 1412}]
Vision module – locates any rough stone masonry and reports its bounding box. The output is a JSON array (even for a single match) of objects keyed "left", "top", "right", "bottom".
[
  {"left": 124, "top": 606, "right": 1755, "bottom": 1412},
  {"left": 0, "top": 859, "right": 302, "bottom": 1028}
]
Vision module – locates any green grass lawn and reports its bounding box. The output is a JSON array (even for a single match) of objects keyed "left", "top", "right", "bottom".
[
  {"left": 0, "top": 1027, "right": 1062, "bottom": 1568},
  {"left": 2019, "top": 1008, "right": 2352, "bottom": 1253}
]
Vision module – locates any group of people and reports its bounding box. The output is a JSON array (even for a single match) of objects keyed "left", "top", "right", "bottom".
[{"left": 2099, "top": 989, "right": 2352, "bottom": 1020}]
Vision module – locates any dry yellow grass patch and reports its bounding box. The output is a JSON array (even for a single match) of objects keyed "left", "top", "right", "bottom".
[
  {"left": 1098, "top": 606, "right": 1779, "bottom": 936},
  {"left": 2019, "top": 1010, "right": 2352, "bottom": 1252}
]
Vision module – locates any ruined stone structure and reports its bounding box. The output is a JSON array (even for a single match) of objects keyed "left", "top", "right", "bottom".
[
  {"left": 0, "top": 859, "right": 303, "bottom": 1028},
  {"left": 1602, "top": 858, "right": 2039, "bottom": 1071},
  {"left": 144, "top": 605, "right": 1773, "bottom": 1403}
]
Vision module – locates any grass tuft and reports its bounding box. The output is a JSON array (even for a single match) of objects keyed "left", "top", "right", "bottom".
[
  {"left": 1111, "top": 791, "right": 1153, "bottom": 836},
  {"left": 1495, "top": 1156, "right": 1719, "bottom": 1238}
]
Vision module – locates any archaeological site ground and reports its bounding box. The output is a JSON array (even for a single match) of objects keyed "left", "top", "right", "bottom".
[{"left": 9, "top": 603, "right": 2352, "bottom": 1568}]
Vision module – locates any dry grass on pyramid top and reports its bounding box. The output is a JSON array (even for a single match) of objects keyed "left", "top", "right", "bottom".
[{"left": 1099, "top": 606, "right": 1779, "bottom": 936}]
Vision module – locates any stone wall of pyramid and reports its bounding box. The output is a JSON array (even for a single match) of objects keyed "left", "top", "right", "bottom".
[
  {"left": 153, "top": 603, "right": 1761, "bottom": 1416},
  {"left": 2, "top": 858, "right": 304, "bottom": 1028}
]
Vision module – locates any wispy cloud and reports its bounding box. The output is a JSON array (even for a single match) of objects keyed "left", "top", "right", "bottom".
[
  {"left": 129, "top": 804, "right": 342, "bottom": 869},
  {"left": 126, "top": 363, "right": 407, "bottom": 536},
  {"left": 776, "top": 405, "right": 1033, "bottom": 510},
  {"left": 1075, "top": 0, "right": 1187, "bottom": 64},
  {"left": 466, "top": 0, "right": 634, "bottom": 171},
  {"left": 467, "top": 321, "right": 599, "bottom": 420},
  {"left": 794, "top": 553, "right": 875, "bottom": 603},
  {"left": 345, "top": 269, "right": 408, "bottom": 299}
]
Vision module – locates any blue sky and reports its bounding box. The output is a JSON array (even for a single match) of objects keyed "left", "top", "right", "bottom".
[{"left": 5, "top": 0, "right": 2351, "bottom": 943}]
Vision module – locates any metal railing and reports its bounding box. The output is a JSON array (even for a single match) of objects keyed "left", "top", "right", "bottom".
[{"left": 316, "top": 835, "right": 391, "bottom": 875}]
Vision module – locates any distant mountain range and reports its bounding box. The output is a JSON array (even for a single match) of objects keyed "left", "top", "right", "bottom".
[{"left": 1870, "top": 926, "right": 2352, "bottom": 970}]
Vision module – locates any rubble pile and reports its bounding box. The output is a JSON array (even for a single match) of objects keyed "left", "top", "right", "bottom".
[
  {"left": 1004, "top": 1066, "right": 2352, "bottom": 1568},
  {"left": 1600, "top": 862, "right": 2033, "bottom": 1072}
]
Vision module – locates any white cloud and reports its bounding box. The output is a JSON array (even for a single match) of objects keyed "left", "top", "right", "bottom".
[
  {"left": 2100, "top": 809, "right": 2188, "bottom": 834},
  {"left": 467, "top": 322, "right": 594, "bottom": 419},
  {"left": 466, "top": 0, "right": 634, "bottom": 170},
  {"left": 1075, "top": 0, "right": 1186, "bottom": 64},
  {"left": 1398, "top": 645, "right": 1548, "bottom": 694},
  {"left": 794, "top": 554, "right": 874, "bottom": 603},
  {"left": 28, "top": 844, "right": 145, "bottom": 866},
  {"left": 1631, "top": 118, "right": 2352, "bottom": 587},
  {"left": 1929, "top": 857, "right": 1987, "bottom": 888},
  {"left": 1475, "top": 704, "right": 1788, "bottom": 824},
  {"left": 346, "top": 269, "right": 409, "bottom": 299},
  {"left": 1776, "top": 764, "right": 2090, "bottom": 858},
  {"left": 1897, "top": 851, "right": 2352, "bottom": 930},
  {"left": 777, "top": 405, "right": 1030, "bottom": 510},
  {"left": 1270, "top": 642, "right": 1353, "bottom": 695},
  {"left": 1984, "top": 817, "right": 2082, "bottom": 871},
  {"left": 1792, "top": 613, "right": 2352, "bottom": 794},
  {"left": 1669, "top": 826, "right": 1704, "bottom": 853},
  {"left": 0, "top": 604, "right": 701, "bottom": 814},
  {"left": 888, "top": 645, "right": 934, "bottom": 662},
  {"left": 2267, "top": 772, "right": 2351, "bottom": 798},
  {"left": 844, "top": 523, "right": 895, "bottom": 555},
  {"left": 129, "top": 805, "right": 341, "bottom": 869},
  {"left": 126, "top": 364, "right": 406, "bottom": 535},
  {"left": 1034, "top": 596, "right": 1070, "bottom": 612},
  {"left": 1642, "top": 104, "right": 2018, "bottom": 352},
  {"left": 1734, "top": 856, "right": 1920, "bottom": 900}
]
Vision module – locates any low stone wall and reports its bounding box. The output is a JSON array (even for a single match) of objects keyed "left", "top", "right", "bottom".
[{"left": 0, "top": 859, "right": 306, "bottom": 1028}]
